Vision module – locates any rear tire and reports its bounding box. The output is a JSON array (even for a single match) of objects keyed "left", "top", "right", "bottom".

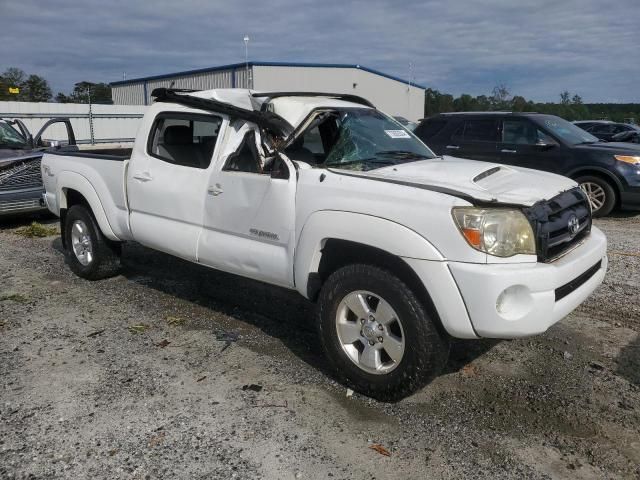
[
  {"left": 317, "top": 264, "right": 449, "bottom": 402},
  {"left": 576, "top": 175, "right": 616, "bottom": 217},
  {"left": 64, "top": 205, "right": 121, "bottom": 280}
]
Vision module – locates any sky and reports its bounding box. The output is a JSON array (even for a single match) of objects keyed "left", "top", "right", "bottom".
[{"left": 2, "top": 0, "right": 638, "bottom": 103}]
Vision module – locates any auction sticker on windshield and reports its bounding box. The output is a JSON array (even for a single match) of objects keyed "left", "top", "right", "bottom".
[{"left": 384, "top": 129, "right": 411, "bottom": 139}]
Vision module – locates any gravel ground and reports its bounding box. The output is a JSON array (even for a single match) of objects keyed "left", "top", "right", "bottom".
[{"left": 1, "top": 213, "right": 639, "bottom": 479}]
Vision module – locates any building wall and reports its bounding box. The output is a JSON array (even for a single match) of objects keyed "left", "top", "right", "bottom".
[
  {"left": 253, "top": 65, "right": 424, "bottom": 121},
  {"left": 112, "top": 68, "right": 247, "bottom": 105},
  {"left": 0, "top": 101, "right": 147, "bottom": 143}
]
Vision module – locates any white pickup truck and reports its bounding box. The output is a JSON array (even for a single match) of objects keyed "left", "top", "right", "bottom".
[{"left": 42, "top": 88, "right": 607, "bottom": 400}]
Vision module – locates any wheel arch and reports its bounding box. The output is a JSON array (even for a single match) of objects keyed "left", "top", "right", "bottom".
[
  {"left": 56, "top": 172, "right": 119, "bottom": 242},
  {"left": 295, "top": 211, "right": 444, "bottom": 298},
  {"left": 567, "top": 167, "right": 622, "bottom": 201},
  {"left": 294, "top": 211, "right": 447, "bottom": 333}
]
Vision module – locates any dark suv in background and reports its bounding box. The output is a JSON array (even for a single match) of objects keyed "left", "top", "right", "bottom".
[{"left": 414, "top": 112, "right": 640, "bottom": 216}]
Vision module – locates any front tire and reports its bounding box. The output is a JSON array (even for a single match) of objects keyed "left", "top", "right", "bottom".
[
  {"left": 317, "top": 264, "right": 449, "bottom": 401},
  {"left": 64, "top": 205, "right": 121, "bottom": 280},
  {"left": 576, "top": 175, "right": 616, "bottom": 217}
]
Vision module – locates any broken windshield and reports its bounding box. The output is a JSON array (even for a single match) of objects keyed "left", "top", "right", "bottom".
[
  {"left": 0, "top": 122, "right": 27, "bottom": 148},
  {"left": 284, "top": 109, "right": 435, "bottom": 171}
]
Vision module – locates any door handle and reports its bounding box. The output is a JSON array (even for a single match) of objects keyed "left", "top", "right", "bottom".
[
  {"left": 501, "top": 149, "right": 517, "bottom": 153},
  {"left": 446, "top": 145, "right": 460, "bottom": 150},
  {"left": 133, "top": 172, "right": 152, "bottom": 182},
  {"left": 207, "top": 184, "right": 223, "bottom": 196}
]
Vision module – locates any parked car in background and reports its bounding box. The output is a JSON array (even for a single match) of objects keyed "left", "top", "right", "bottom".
[
  {"left": 0, "top": 118, "right": 77, "bottom": 217},
  {"left": 393, "top": 116, "right": 418, "bottom": 131},
  {"left": 573, "top": 120, "right": 640, "bottom": 142},
  {"left": 414, "top": 112, "right": 640, "bottom": 216},
  {"left": 41, "top": 88, "right": 607, "bottom": 400},
  {"left": 611, "top": 130, "right": 640, "bottom": 144}
]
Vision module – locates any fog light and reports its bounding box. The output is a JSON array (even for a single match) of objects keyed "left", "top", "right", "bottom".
[{"left": 496, "top": 285, "right": 534, "bottom": 321}]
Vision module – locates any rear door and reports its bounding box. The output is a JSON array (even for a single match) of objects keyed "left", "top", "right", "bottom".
[
  {"left": 127, "top": 110, "right": 225, "bottom": 261},
  {"left": 443, "top": 118, "right": 499, "bottom": 162},
  {"left": 498, "top": 118, "right": 564, "bottom": 173}
]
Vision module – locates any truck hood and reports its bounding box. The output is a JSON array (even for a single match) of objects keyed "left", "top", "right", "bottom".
[
  {"left": 330, "top": 156, "right": 577, "bottom": 206},
  {"left": 0, "top": 148, "right": 43, "bottom": 169}
]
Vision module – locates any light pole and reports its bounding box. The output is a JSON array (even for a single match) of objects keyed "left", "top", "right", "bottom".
[
  {"left": 86, "top": 87, "right": 95, "bottom": 145},
  {"left": 407, "top": 62, "right": 414, "bottom": 119},
  {"left": 243, "top": 35, "right": 251, "bottom": 89}
]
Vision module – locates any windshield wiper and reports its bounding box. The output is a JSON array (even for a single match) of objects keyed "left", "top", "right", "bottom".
[
  {"left": 376, "top": 150, "right": 430, "bottom": 159},
  {"left": 326, "top": 158, "right": 396, "bottom": 169}
]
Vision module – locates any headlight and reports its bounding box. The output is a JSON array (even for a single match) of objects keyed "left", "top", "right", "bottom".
[
  {"left": 452, "top": 207, "right": 536, "bottom": 257},
  {"left": 614, "top": 155, "right": 640, "bottom": 165}
]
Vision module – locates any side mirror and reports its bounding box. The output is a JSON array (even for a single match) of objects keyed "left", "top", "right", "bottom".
[
  {"left": 270, "top": 156, "right": 290, "bottom": 180},
  {"left": 41, "top": 139, "right": 60, "bottom": 149}
]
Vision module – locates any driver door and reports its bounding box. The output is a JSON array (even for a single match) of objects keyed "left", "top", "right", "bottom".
[
  {"left": 197, "top": 123, "right": 297, "bottom": 287},
  {"left": 34, "top": 118, "right": 77, "bottom": 150},
  {"left": 498, "top": 118, "right": 563, "bottom": 173}
]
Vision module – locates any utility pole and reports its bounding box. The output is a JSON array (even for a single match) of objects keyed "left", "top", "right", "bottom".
[
  {"left": 407, "top": 62, "right": 414, "bottom": 119},
  {"left": 87, "top": 87, "right": 95, "bottom": 145},
  {"left": 244, "top": 35, "right": 251, "bottom": 89}
]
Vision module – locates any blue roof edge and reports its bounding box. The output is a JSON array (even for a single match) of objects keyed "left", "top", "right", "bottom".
[{"left": 110, "top": 61, "right": 426, "bottom": 89}]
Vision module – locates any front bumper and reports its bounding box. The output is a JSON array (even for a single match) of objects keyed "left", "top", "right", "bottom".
[
  {"left": 404, "top": 226, "right": 607, "bottom": 339},
  {"left": 620, "top": 189, "right": 640, "bottom": 210},
  {"left": 448, "top": 227, "right": 607, "bottom": 338},
  {"left": 0, "top": 188, "right": 47, "bottom": 217}
]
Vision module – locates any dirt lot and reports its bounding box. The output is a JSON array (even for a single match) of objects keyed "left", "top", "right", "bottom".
[{"left": 1, "top": 213, "right": 639, "bottom": 479}]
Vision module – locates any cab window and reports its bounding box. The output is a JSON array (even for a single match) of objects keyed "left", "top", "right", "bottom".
[{"left": 148, "top": 113, "right": 222, "bottom": 169}]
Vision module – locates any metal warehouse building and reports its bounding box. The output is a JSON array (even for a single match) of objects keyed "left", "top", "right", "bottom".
[{"left": 110, "top": 61, "right": 425, "bottom": 121}]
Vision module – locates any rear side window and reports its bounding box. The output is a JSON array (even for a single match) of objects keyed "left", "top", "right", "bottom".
[
  {"left": 415, "top": 118, "right": 447, "bottom": 140},
  {"left": 148, "top": 113, "right": 222, "bottom": 169},
  {"left": 452, "top": 119, "right": 498, "bottom": 142}
]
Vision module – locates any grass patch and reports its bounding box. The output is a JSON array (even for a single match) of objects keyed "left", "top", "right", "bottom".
[
  {"left": 166, "top": 316, "right": 186, "bottom": 326},
  {"left": 0, "top": 293, "right": 29, "bottom": 303},
  {"left": 128, "top": 324, "right": 149, "bottom": 334},
  {"left": 14, "top": 222, "right": 58, "bottom": 238}
]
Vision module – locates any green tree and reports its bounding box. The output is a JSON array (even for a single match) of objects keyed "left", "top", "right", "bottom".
[
  {"left": 490, "top": 83, "right": 511, "bottom": 110},
  {"left": 511, "top": 95, "right": 529, "bottom": 112},
  {"left": 22, "top": 74, "right": 52, "bottom": 102},
  {"left": 560, "top": 91, "right": 571, "bottom": 105},
  {"left": 0, "top": 68, "right": 53, "bottom": 102},
  {"left": 0, "top": 67, "right": 26, "bottom": 100},
  {"left": 56, "top": 81, "right": 113, "bottom": 104}
]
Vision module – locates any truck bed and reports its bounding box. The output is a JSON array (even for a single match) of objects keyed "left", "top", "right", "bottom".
[{"left": 41, "top": 150, "right": 132, "bottom": 241}]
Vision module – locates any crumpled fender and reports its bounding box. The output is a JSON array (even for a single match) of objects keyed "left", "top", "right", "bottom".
[
  {"left": 293, "top": 210, "right": 444, "bottom": 298},
  {"left": 56, "top": 171, "right": 118, "bottom": 241}
]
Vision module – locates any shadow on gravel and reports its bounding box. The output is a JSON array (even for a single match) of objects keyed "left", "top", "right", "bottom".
[
  {"left": 616, "top": 334, "right": 640, "bottom": 385},
  {"left": 54, "top": 239, "right": 499, "bottom": 399},
  {"left": 0, "top": 212, "right": 56, "bottom": 230},
  {"left": 445, "top": 338, "right": 501, "bottom": 375}
]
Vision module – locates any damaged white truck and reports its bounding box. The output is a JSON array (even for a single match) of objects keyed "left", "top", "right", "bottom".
[{"left": 41, "top": 89, "right": 607, "bottom": 400}]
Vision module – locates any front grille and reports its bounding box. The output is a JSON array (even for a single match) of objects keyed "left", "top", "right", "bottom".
[
  {"left": 523, "top": 187, "right": 592, "bottom": 262},
  {"left": 0, "top": 158, "right": 43, "bottom": 192}
]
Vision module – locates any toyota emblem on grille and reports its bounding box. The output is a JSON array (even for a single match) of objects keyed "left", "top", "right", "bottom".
[{"left": 568, "top": 215, "right": 580, "bottom": 237}]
